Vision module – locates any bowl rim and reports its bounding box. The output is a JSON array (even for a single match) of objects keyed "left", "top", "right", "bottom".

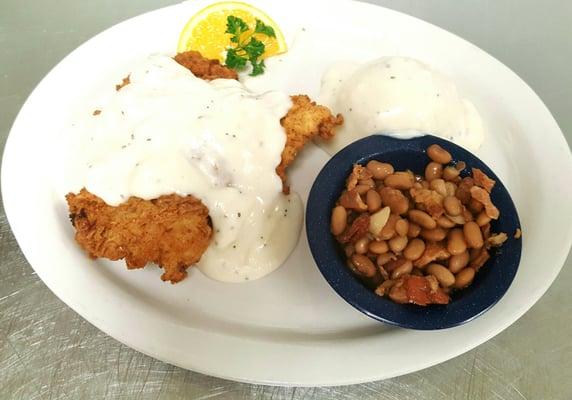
[{"left": 305, "top": 134, "right": 522, "bottom": 330}]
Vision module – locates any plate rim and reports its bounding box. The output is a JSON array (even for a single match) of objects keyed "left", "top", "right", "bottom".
[{"left": 2, "top": 0, "right": 572, "bottom": 386}]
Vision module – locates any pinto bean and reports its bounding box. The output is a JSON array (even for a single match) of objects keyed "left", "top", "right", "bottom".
[
  {"left": 407, "top": 222, "right": 422, "bottom": 238},
  {"left": 408, "top": 209, "right": 437, "bottom": 229},
  {"left": 425, "top": 162, "right": 443, "bottom": 181},
  {"left": 351, "top": 254, "right": 376, "bottom": 277},
  {"left": 453, "top": 268, "right": 475, "bottom": 289},
  {"left": 427, "top": 144, "right": 452, "bottom": 164},
  {"left": 426, "top": 263, "right": 455, "bottom": 287},
  {"left": 391, "top": 260, "right": 413, "bottom": 279},
  {"left": 354, "top": 237, "right": 370, "bottom": 254},
  {"left": 403, "top": 239, "right": 425, "bottom": 260},
  {"left": 366, "top": 160, "right": 394, "bottom": 180},
  {"left": 389, "top": 235, "right": 408, "bottom": 253},
  {"left": 379, "top": 187, "right": 409, "bottom": 215},
  {"left": 385, "top": 172, "right": 414, "bottom": 190},
  {"left": 437, "top": 215, "right": 456, "bottom": 228},
  {"left": 331, "top": 206, "right": 347, "bottom": 235},
  {"left": 447, "top": 228, "right": 467, "bottom": 256},
  {"left": 443, "top": 166, "right": 460, "bottom": 181},
  {"left": 463, "top": 221, "right": 484, "bottom": 249},
  {"left": 476, "top": 211, "right": 492, "bottom": 227},
  {"left": 448, "top": 251, "right": 470, "bottom": 273},
  {"left": 395, "top": 219, "right": 409, "bottom": 237},
  {"left": 369, "top": 240, "right": 389, "bottom": 254},
  {"left": 420, "top": 227, "right": 448, "bottom": 242},
  {"left": 443, "top": 196, "right": 462, "bottom": 216},
  {"left": 366, "top": 189, "right": 382, "bottom": 212},
  {"left": 376, "top": 252, "right": 397, "bottom": 266},
  {"left": 380, "top": 214, "right": 400, "bottom": 240}
]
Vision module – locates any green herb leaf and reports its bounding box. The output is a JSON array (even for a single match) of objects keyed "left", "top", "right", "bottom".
[
  {"left": 224, "top": 15, "right": 274, "bottom": 76},
  {"left": 254, "top": 19, "right": 276, "bottom": 38},
  {"left": 243, "top": 37, "right": 266, "bottom": 60},
  {"left": 250, "top": 59, "right": 265, "bottom": 76},
  {"left": 225, "top": 48, "right": 247, "bottom": 70},
  {"left": 225, "top": 15, "right": 249, "bottom": 42}
]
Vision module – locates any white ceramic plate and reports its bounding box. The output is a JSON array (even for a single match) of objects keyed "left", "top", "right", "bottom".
[{"left": 2, "top": 0, "right": 571, "bottom": 386}]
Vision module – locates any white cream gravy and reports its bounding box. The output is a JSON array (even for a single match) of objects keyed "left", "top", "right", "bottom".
[{"left": 67, "top": 55, "right": 302, "bottom": 282}]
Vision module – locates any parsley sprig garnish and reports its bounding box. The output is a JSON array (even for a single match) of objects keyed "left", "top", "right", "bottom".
[{"left": 224, "top": 16, "right": 276, "bottom": 76}]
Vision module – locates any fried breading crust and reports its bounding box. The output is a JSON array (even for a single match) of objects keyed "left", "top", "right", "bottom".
[
  {"left": 174, "top": 51, "right": 239, "bottom": 80},
  {"left": 66, "top": 189, "right": 212, "bottom": 283},
  {"left": 278, "top": 95, "right": 343, "bottom": 193},
  {"left": 115, "top": 51, "right": 238, "bottom": 91},
  {"left": 115, "top": 75, "right": 131, "bottom": 91}
]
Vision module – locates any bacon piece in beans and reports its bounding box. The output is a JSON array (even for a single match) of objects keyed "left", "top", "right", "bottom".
[
  {"left": 486, "top": 232, "right": 508, "bottom": 248},
  {"left": 413, "top": 243, "right": 451, "bottom": 268},
  {"left": 346, "top": 164, "right": 373, "bottom": 191},
  {"left": 455, "top": 177, "right": 474, "bottom": 205},
  {"left": 410, "top": 188, "right": 445, "bottom": 218},
  {"left": 337, "top": 214, "right": 370, "bottom": 244},
  {"left": 339, "top": 189, "right": 368, "bottom": 211},
  {"left": 470, "top": 186, "right": 500, "bottom": 219},
  {"left": 402, "top": 275, "right": 450, "bottom": 305},
  {"left": 469, "top": 247, "right": 490, "bottom": 272},
  {"left": 472, "top": 168, "right": 496, "bottom": 193}
]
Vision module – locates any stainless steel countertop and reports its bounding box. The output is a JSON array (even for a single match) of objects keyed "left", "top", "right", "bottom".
[{"left": 1, "top": 0, "right": 571, "bottom": 398}]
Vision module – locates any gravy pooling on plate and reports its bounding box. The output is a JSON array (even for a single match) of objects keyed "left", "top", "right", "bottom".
[{"left": 67, "top": 55, "right": 303, "bottom": 282}]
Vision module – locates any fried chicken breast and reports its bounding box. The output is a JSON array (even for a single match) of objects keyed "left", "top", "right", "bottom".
[
  {"left": 67, "top": 189, "right": 212, "bottom": 283},
  {"left": 68, "top": 51, "right": 342, "bottom": 283}
]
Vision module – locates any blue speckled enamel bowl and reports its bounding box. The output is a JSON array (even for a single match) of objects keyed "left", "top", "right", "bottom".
[{"left": 306, "top": 134, "right": 522, "bottom": 330}]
